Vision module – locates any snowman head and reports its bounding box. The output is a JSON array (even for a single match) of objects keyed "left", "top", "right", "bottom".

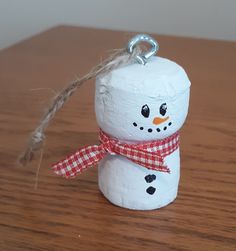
[{"left": 95, "top": 56, "right": 191, "bottom": 142}]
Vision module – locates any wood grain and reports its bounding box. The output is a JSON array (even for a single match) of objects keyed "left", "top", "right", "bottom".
[{"left": 0, "top": 26, "right": 235, "bottom": 251}]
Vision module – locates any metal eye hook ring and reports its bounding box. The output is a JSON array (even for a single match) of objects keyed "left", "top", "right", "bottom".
[{"left": 127, "top": 34, "right": 159, "bottom": 65}]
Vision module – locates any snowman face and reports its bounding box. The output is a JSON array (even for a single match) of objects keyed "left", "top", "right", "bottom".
[
  {"left": 133, "top": 102, "right": 172, "bottom": 134},
  {"left": 95, "top": 85, "right": 190, "bottom": 142}
]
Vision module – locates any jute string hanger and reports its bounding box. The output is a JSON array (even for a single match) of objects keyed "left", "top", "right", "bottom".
[{"left": 19, "top": 34, "right": 159, "bottom": 166}]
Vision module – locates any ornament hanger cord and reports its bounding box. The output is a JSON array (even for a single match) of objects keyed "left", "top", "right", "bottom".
[
  {"left": 127, "top": 34, "right": 159, "bottom": 65},
  {"left": 19, "top": 34, "right": 159, "bottom": 166}
]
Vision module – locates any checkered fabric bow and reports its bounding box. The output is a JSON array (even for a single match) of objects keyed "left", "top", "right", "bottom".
[{"left": 52, "top": 130, "right": 180, "bottom": 178}]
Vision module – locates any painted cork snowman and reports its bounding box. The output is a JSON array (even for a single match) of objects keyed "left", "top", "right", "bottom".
[
  {"left": 95, "top": 35, "right": 190, "bottom": 210},
  {"left": 52, "top": 35, "right": 191, "bottom": 210}
]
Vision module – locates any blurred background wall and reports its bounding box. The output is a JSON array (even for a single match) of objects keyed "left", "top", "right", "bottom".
[{"left": 0, "top": 0, "right": 235, "bottom": 50}]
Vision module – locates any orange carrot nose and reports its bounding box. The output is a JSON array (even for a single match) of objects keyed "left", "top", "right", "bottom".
[{"left": 153, "top": 116, "right": 169, "bottom": 125}]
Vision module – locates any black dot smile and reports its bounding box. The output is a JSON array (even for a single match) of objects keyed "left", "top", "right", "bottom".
[{"left": 133, "top": 121, "right": 172, "bottom": 133}]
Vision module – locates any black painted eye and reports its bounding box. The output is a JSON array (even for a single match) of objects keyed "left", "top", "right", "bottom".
[
  {"left": 159, "top": 103, "right": 167, "bottom": 116},
  {"left": 141, "top": 104, "right": 150, "bottom": 118}
]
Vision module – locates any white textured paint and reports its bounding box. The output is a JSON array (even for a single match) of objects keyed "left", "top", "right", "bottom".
[
  {"left": 95, "top": 56, "right": 191, "bottom": 210},
  {"left": 0, "top": 0, "right": 235, "bottom": 50}
]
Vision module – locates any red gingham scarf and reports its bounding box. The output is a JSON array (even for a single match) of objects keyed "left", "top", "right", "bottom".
[{"left": 52, "top": 130, "right": 180, "bottom": 178}]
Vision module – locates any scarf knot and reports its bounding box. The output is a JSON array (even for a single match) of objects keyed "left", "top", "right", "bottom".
[
  {"left": 52, "top": 129, "right": 180, "bottom": 178},
  {"left": 101, "top": 140, "right": 116, "bottom": 155}
]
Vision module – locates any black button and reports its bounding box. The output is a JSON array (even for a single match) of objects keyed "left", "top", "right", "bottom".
[
  {"left": 145, "top": 174, "right": 156, "bottom": 183},
  {"left": 146, "top": 186, "right": 156, "bottom": 195}
]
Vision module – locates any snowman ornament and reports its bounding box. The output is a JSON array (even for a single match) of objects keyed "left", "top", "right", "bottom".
[{"left": 53, "top": 34, "right": 191, "bottom": 210}]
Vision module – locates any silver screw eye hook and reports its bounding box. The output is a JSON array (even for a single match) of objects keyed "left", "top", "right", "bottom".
[{"left": 127, "top": 34, "right": 159, "bottom": 65}]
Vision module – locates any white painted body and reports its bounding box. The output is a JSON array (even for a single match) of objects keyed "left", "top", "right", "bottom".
[
  {"left": 98, "top": 148, "right": 180, "bottom": 210},
  {"left": 95, "top": 56, "right": 190, "bottom": 210}
]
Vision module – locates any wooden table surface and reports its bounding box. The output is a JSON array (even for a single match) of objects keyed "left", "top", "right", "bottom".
[{"left": 0, "top": 26, "right": 235, "bottom": 251}]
